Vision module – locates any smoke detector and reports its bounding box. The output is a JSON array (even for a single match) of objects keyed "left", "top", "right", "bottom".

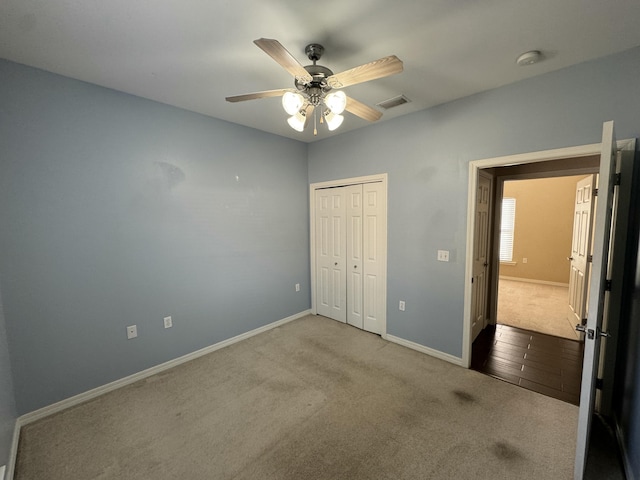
[{"left": 516, "top": 50, "right": 543, "bottom": 66}]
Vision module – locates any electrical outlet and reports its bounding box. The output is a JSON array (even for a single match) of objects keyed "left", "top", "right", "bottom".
[
  {"left": 437, "top": 250, "right": 450, "bottom": 262},
  {"left": 164, "top": 316, "right": 173, "bottom": 329},
  {"left": 295, "top": 283, "right": 300, "bottom": 292},
  {"left": 523, "top": 257, "right": 528, "bottom": 264},
  {"left": 126, "top": 325, "right": 137, "bottom": 339},
  {"left": 399, "top": 300, "right": 406, "bottom": 311}
]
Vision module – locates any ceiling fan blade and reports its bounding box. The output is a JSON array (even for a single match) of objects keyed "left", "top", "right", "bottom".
[
  {"left": 225, "top": 88, "right": 290, "bottom": 103},
  {"left": 254, "top": 38, "right": 313, "bottom": 84},
  {"left": 345, "top": 96, "right": 382, "bottom": 122},
  {"left": 328, "top": 55, "right": 403, "bottom": 88}
]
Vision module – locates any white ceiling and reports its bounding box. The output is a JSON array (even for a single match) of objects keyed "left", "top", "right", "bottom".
[{"left": 2, "top": 0, "right": 640, "bottom": 143}]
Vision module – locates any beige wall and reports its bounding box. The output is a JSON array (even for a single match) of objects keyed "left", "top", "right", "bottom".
[{"left": 500, "top": 175, "right": 587, "bottom": 284}]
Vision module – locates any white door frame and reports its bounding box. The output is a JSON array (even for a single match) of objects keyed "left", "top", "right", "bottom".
[
  {"left": 462, "top": 140, "right": 633, "bottom": 368},
  {"left": 310, "top": 173, "right": 388, "bottom": 337}
]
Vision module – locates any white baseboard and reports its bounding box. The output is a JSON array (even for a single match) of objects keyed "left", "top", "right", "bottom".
[
  {"left": 0, "top": 465, "right": 6, "bottom": 480},
  {"left": 17, "top": 309, "right": 311, "bottom": 428},
  {"left": 386, "top": 334, "right": 464, "bottom": 367},
  {"left": 499, "top": 275, "right": 569, "bottom": 288}
]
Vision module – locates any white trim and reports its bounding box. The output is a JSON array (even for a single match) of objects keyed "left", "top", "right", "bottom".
[
  {"left": 5, "top": 420, "right": 20, "bottom": 480},
  {"left": 309, "top": 173, "right": 388, "bottom": 337},
  {"left": 499, "top": 276, "right": 569, "bottom": 288},
  {"left": 386, "top": 334, "right": 464, "bottom": 367},
  {"left": 16, "top": 309, "right": 311, "bottom": 427},
  {"left": 462, "top": 139, "right": 633, "bottom": 368},
  {"left": 0, "top": 465, "right": 5, "bottom": 480}
]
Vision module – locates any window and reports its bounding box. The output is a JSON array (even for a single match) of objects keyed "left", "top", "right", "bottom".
[{"left": 500, "top": 198, "right": 516, "bottom": 262}]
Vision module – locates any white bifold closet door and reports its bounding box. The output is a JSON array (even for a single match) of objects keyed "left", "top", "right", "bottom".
[{"left": 315, "top": 182, "right": 385, "bottom": 334}]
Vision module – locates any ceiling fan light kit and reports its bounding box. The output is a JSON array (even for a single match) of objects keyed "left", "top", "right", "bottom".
[
  {"left": 324, "top": 90, "right": 347, "bottom": 114},
  {"left": 324, "top": 111, "right": 344, "bottom": 131},
  {"left": 287, "top": 110, "right": 307, "bottom": 132},
  {"left": 282, "top": 91, "right": 305, "bottom": 115},
  {"left": 226, "top": 38, "right": 403, "bottom": 135}
]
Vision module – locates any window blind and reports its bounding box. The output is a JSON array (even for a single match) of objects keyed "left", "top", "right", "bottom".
[{"left": 500, "top": 198, "right": 516, "bottom": 262}]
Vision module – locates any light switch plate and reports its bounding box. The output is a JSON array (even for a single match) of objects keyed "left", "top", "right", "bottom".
[{"left": 164, "top": 316, "right": 173, "bottom": 329}]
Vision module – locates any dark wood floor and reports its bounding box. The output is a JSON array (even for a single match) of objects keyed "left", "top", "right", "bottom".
[{"left": 471, "top": 324, "right": 584, "bottom": 405}]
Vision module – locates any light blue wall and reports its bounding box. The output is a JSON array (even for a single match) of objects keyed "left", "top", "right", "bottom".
[
  {"left": 308, "top": 46, "right": 640, "bottom": 357},
  {"left": 0, "top": 60, "right": 310, "bottom": 415},
  {"left": 0, "top": 287, "right": 17, "bottom": 467}
]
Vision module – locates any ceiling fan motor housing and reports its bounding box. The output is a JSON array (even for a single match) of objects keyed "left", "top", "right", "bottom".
[{"left": 295, "top": 63, "right": 335, "bottom": 106}]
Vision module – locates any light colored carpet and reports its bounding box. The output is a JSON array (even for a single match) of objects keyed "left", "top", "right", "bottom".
[
  {"left": 15, "top": 315, "right": 578, "bottom": 479},
  {"left": 498, "top": 278, "right": 580, "bottom": 340}
]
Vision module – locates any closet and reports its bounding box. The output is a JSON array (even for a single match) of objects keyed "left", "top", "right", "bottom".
[{"left": 314, "top": 180, "right": 386, "bottom": 335}]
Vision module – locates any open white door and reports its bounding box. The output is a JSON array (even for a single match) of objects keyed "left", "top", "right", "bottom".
[
  {"left": 573, "top": 121, "right": 617, "bottom": 479},
  {"left": 567, "top": 174, "right": 597, "bottom": 328}
]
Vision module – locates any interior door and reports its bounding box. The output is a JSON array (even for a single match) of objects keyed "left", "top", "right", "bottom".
[
  {"left": 573, "top": 121, "right": 617, "bottom": 479},
  {"left": 362, "top": 181, "right": 386, "bottom": 335},
  {"left": 471, "top": 173, "right": 492, "bottom": 342},
  {"left": 567, "top": 174, "right": 597, "bottom": 328},
  {"left": 315, "top": 188, "right": 347, "bottom": 323},
  {"left": 346, "top": 184, "right": 364, "bottom": 329},
  {"left": 314, "top": 181, "right": 386, "bottom": 334}
]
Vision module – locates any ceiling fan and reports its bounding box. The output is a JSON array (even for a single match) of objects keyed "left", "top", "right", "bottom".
[{"left": 225, "top": 38, "right": 403, "bottom": 135}]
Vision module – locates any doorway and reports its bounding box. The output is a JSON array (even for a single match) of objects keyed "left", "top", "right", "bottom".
[
  {"left": 497, "top": 174, "right": 595, "bottom": 341},
  {"left": 472, "top": 171, "right": 599, "bottom": 405},
  {"left": 463, "top": 151, "right": 603, "bottom": 367}
]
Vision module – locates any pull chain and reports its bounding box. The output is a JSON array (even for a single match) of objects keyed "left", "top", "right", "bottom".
[{"left": 314, "top": 108, "right": 318, "bottom": 136}]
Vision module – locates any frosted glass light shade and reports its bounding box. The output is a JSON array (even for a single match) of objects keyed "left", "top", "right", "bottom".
[
  {"left": 324, "top": 90, "right": 347, "bottom": 114},
  {"left": 282, "top": 92, "right": 305, "bottom": 115},
  {"left": 324, "top": 111, "right": 344, "bottom": 131},
  {"left": 287, "top": 111, "right": 306, "bottom": 132}
]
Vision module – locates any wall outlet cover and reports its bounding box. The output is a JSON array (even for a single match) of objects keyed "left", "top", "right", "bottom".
[
  {"left": 126, "top": 325, "right": 137, "bottom": 339},
  {"left": 437, "top": 250, "right": 450, "bottom": 262},
  {"left": 164, "top": 316, "right": 173, "bottom": 328}
]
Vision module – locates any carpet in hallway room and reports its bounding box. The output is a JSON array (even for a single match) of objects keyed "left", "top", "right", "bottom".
[
  {"left": 498, "top": 278, "right": 579, "bottom": 340},
  {"left": 15, "top": 315, "right": 578, "bottom": 479}
]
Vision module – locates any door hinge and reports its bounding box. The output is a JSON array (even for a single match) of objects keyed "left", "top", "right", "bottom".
[
  {"left": 593, "top": 188, "right": 598, "bottom": 196},
  {"left": 605, "top": 280, "right": 612, "bottom": 291},
  {"left": 587, "top": 255, "right": 593, "bottom": 263},
  {"left": 596, "top": 378, "right": 604, "bottom": 390},
  {"left": 615, "top": 173, "right": 621, "bottom": 185}
]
